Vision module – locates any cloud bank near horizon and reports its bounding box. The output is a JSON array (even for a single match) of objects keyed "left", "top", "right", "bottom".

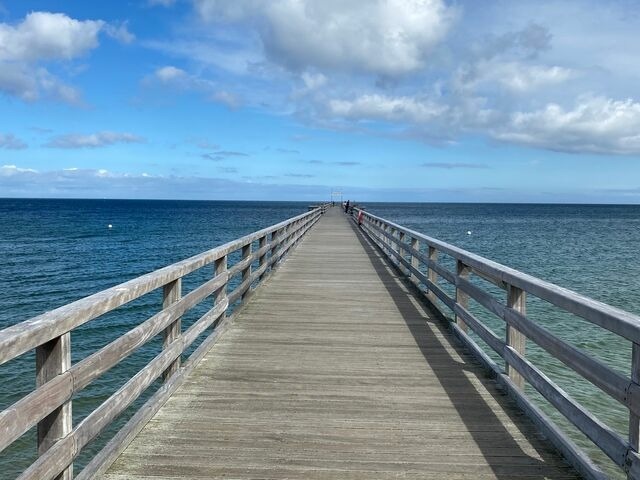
[{"left": 2, "top": 164, "right": 639, "bottom": 204}]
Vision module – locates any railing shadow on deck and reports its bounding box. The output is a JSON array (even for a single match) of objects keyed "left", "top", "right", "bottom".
[{"left": 348, "top": 217, "right": 579, "bottom": 480}]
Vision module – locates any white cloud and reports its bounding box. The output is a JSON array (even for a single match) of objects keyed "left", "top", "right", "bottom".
[
  {"left": 0, "top": 12, "right": 133, "bottom": 104},
  {"left": 0, "top": 12, "right": 103, "bottom": 62},
  {"left": 154, "top": 65, "right": 188, "bottom": 83},
  {"left": 0, "top": 164, "right": 37, "bottom": 175},
  {"left": 195, "top": 0, "right": 456, "bottom": 76},
  {"left": 45, "top": 131, "right": 146, "bottom": 149},
  {"left": 498, "top": 64, "right": 573, "bottom": 92},
  {"left": 494, "top": 96, "right": 640, "bottom": 155},
  {"left": 0, "top": 133, "right": 27, "bottom": 150},
  {"left": 329, "top": 94, "right": 448, "bottom": 123},
  {"left": 104, "top": 21, "right": 135, "bottom": 44},
  {"left": 460, "top": 61, "right": 574, "bottom": 93},
  {"left": 0, "top": 64, "right": 82, "bottom": 103},
  {"left": 148, "top": 65, "right": 242, "bottom": 107}
]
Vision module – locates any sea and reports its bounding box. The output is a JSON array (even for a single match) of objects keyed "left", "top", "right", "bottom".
[{"left": 1, "top": 199, "right": 639, "bottom": 479}]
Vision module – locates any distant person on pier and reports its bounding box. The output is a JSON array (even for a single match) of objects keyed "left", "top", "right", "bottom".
[{"left": 344, "top": 200, "right": 350, "bottom": 213}]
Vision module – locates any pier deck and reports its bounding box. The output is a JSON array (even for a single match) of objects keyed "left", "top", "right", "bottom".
[{"left": 102, "top": 208, "right": 577, "bottom": 479}]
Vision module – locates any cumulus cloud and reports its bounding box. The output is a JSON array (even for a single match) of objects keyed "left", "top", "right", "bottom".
[
  {"left": 45, "top": 131, "right": 146, "bottom": 149},
  {"left": 493, "top": 96, "right": 640, "bottom": 155},
  {"left": 0, "top": 133, "right": 27, "bottom": 150},
  {"left": 142, "top": 2, "right": 640, "bottom": 156},
  {"left": 0, "top": 12, "right": 133, "bottom": 104},
  {"left": 329, "top": 94, "right": 448, "bottom": 123},
  {"left": 0, "top": 64, "right": 82, "bottom": 103},
  {"left": 195, "top": 0, "right": 456, "bottom": 76},
  {"left": 460, "top": 61, "right": 574, "bottom": 93},
  {"left": 0, "top": 12, "right": 103, "bottom": 62}
]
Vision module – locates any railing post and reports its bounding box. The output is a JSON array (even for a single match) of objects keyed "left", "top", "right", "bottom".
[
  {"left": 410, "top": 237, "right": 420, "bottom": 284},
  {"left": 213, "top": 255, "right": 227, "bottom": 325},
  {"left": 384, "top": 224, "right": 391, "bottom": 254},
  {"left": 36, "top": 334, "right": 72, "bottom": 480},
  {"left": 162, "top": 279, "right": 181, "bottom": 380},
  {"left": 506, "top": 284, "right": 526, "bottom": 390},
  {"left": 258, "top": 235, "right": 267, "bottom": 282},
  {"left": 455, "top": 261, "right": 470, "bottom": 332},
  {"left": 629, "top": 344, "right": 640, "bottom": 479},
  {"left": 379, "top": 221, "right": 387, "bottom": 251},
  {"left": 427, "top": 246, "right": 438, "bottom": 303},
  {"left": 398, "top": 231, "right": 407, "bottom": 275},
  {"left": 270, "top": 228, "right": 280, "bottom": 269},
  {"left": 241, "top": 242, "right": 252, "bottom": 302},
  {"left": 390, "top": 227, "right": 398, "bottom": 258},
  {"left": 293, "top": 219, "right": 301, "bottom": 246}
]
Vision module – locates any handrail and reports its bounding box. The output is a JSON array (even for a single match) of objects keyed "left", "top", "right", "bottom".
[
  {"left": 352, "top": 207, "right": 640, "bottom": 480},
  {"left": 0, "top": 203, "right": 330, "bottom": 480}
]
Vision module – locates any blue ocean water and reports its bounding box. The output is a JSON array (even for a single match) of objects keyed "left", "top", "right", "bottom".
[{"left": 1, "top": 200, "right": 639, "bottom": 478}]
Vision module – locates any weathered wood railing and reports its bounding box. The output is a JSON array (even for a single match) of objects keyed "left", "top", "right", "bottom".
[
  {"left": 0, "top": 205, "right": 328, "bottom": 480},
  {"left": 353, "top": 207, "right": 640, "bottom": 480}
]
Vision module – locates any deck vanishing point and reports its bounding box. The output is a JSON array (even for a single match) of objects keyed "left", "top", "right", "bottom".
[{"left": 4, "top": 204, "right": 640, "bottom": 479}]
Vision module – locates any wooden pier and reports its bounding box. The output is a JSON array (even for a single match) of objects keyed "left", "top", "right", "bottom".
[
  {"left": 102, "top": 207, "right": 577, "bottom": 479},
  {"left": 2, "top": 205, "right": 640, "bottom": 479}
]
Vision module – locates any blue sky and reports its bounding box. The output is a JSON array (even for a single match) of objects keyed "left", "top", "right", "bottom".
[{"left": 0, "top": 0, "right": 639, "bottom": 202}]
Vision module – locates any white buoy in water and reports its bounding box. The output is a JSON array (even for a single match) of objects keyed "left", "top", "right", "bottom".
[
  {"left": 467, "top": 230, "right": 472, "bottom": 235},
  {"left": 108, "top": 224, "right": 113, "bottom": 229}
]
